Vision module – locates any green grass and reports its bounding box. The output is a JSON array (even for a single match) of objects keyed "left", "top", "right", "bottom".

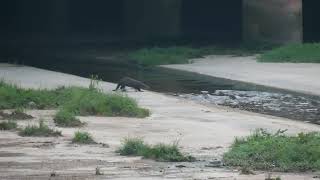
[
  {"left": 19, "top": 120, "right": 62, "bottom": 137},
  {"left": 128, "top": 43, "right": 275, "bottom": 66},
  {"left": 61, "top": 87, "right": 150, "bottom": 118},
  {"left": 223, "top": 129, "right": 320, "bottom": 172},
  {"left": 0, "top": 82, "right": 71, "bottom": 109},
  {"left": 117, "top": 138, "right": 195, "bottom": 162},
  {"left": 117, "top": 138, "right": 148, "bottom": 156},
  {"left": 0, "top": 81, "right": 150, "bottom": 119},
  {"left": 0, "top": 121, "right": 17, "bottom": 130},
  {"left": 72, "top": 131, "right": 96, "bottom": 144},
  {"left": 259, "top": 43, "right": 320, "bottom": 63},
  {"left": 54, "top": 110, "right": 83, "bottom": 127}
]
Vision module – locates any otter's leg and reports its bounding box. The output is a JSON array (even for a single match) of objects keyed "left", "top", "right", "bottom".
[
  {"left": 113, "top": 84, "right": 121, "bottom": 91},
  {"left": 120, "top": 85, "right": 126, "bottom": 92},
  {"left": 133, "top": 87, "right": 142, "bottom": 92}
]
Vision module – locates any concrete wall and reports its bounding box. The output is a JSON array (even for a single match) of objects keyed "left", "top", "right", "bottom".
[
  {"left": 124, "top": 0, "right": 181, "bottom": 39},
  {"left": 243, "top": 0, "right": 302, "bottom": 44},
  {"left": 2, "top": 0, "right": 307, "bottom": 44}
]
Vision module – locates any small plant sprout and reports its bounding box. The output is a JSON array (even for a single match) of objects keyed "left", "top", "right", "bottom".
[
  {"left": 95, "top": 167, "right": 103, "bottom": 175},
  {"left": 89, "top": 74, "right": 102, "bottom": 91}
]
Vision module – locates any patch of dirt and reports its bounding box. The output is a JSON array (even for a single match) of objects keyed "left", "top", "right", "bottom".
[{"left": 0, "top": 111, "right": 34, "bottom": 120}]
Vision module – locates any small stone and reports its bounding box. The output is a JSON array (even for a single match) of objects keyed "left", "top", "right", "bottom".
[
  {"left": 50, "top": 171, "right": 56, "bottom": 177},
  {"left": 229, "top": 95, "right": 237, "bottom": 100},
  {"left": 176, "top": 164, "right": 186, "bottom": 168},
  {"left": 240, "top": 167, "right": 255, "bottom": 175},
  {"left": 205, "top": 160, "right": 222, "bottom": 168},
  {"left": 99, "top": 143, "right": 110, "bottom": 148}
]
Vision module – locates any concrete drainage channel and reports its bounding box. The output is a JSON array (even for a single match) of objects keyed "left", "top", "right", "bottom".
[{"left": 29, "top": 59, "right": 320, "bottom": 125}]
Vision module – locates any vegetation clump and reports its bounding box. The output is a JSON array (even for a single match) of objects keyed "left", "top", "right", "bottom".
[
  {"left": 53, "top": 110, "right": 83, "bottom": 127},
  {"left": 72, "top": 131, "right": 96, "bottom": 144},
  {"left": 117, "top": 138, "right": 195, "bottom": 162},
  {"left": 0, "top": 121, "right": 17, "bottom": 130},
  {"left": 0, "top": 108, "right": 33, "bottom": 120},
  {"left": 259, "top": 43, "right": 320, "bottom": 63},
  {"left": 19, "top": 120, "right": 62, "bottom": 137},
  {"left": 0, "top": 81, "right": 67, "bottom": 109},
  {"left": 61, "top": 87, "right": 150, "bottom": 118},
  {"left": 223, "top": 129, "right": 320, "bottom": 172},
  {"left": 0, "top": 81, "right": 150, "bottom": 119}
]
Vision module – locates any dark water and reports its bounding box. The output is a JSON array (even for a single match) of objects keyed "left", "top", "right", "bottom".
[
  {"left": 29, "top": 59, "right": 282, "bottom": 94},
  {"left": 23, "top": 55, "right": 320, "bottom": 124}
]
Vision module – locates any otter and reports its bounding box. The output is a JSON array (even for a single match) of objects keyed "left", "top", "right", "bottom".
[{"left": 113, "top": 77, "right": 150, "bottom": 92}]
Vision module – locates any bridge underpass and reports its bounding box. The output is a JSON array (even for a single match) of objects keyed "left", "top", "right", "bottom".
[{"left": 0, "top": 0, "right": 319, "bottom": 48}]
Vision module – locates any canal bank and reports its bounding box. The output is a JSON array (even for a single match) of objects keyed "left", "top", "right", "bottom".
[
  {"left": 162, "top": 55, "right": 320, "bottom": 96},
  {"left": 0, "top": 63, "right": 319, "bottom": 179}
]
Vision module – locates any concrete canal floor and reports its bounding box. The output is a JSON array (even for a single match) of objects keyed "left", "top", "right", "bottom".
[{"left": 0, "top": 63, "right": 319, "bottom": 180}]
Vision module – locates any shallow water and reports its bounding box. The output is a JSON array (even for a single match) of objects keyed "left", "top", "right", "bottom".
[{"left": 180, "top": 90, "right": 320, "bottom": 123}]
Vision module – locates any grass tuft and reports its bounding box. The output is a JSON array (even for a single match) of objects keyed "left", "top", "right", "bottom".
[
  {"left": 72, "top": 131, "right": 96, "bottom": 144},
  {"left": 117, "top": 137, "right": 195, "bottom": 162},
  {"left": 95, "top": 167, "right": 103, "bottom": 175},
  {"left": 223, "top": 129, "right": 320, "bottom": 172},
  {"left": 259, "top": 43, "right": 320, "bottom": 63},
  {"left": 54, "top": 110, "right": 83, "bottom": 127},
  {"left": 117, "top": 137, "right": 147, "bottom": 156},
  {"left": 0, "top": 121, "right": 17, "bottom": 130},
  {"left": 19, "top": 120, "right": 62, "bottom": 137}
]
